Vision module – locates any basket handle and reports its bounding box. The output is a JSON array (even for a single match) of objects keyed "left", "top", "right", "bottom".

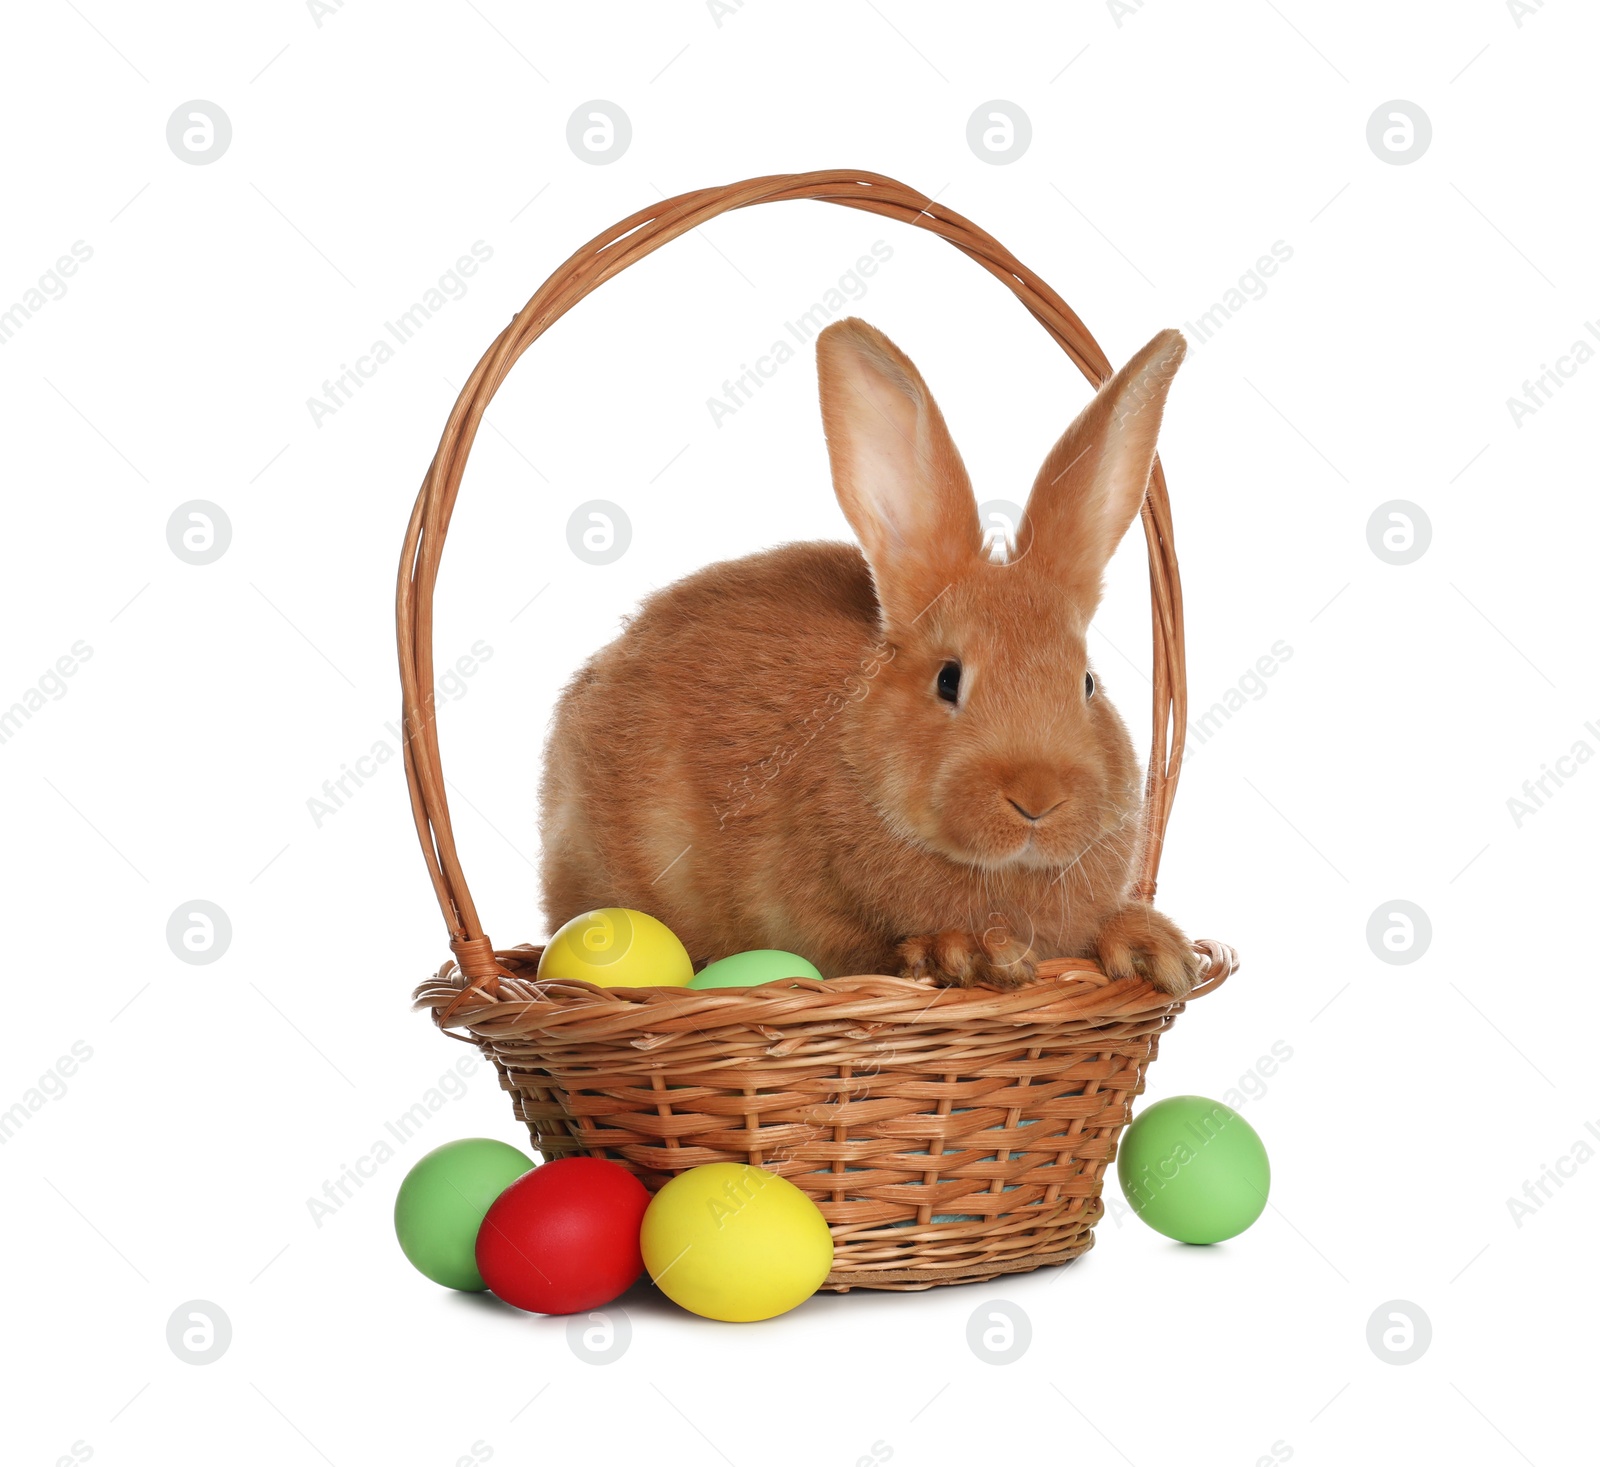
[{"left": 396, "top": 170, "right": 1190, "bottom": 994}]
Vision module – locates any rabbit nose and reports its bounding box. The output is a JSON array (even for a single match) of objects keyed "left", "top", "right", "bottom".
[{"left": 1004, "top": 765, "right": 1070, "bottom": 823}]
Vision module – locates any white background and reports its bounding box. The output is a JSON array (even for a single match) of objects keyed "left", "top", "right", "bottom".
[{"left": 3, "top": 2, "right": 1596, "bottom": 1463}]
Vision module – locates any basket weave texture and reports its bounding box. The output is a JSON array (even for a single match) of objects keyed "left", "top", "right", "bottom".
[{"left": 400, "top": 170, "right": 1233, "bottom": 1290}]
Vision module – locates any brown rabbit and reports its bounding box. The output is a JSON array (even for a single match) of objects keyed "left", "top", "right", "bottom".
[{"left": 538, "top": 318, "right": 1199, "bottom": 994}]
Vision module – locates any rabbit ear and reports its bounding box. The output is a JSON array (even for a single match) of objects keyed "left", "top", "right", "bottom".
[
  {"left": 817, "top": 318, "right": 983, "bottom": 628},
  {"left": 1020, "top": 329, "right": 1187, "bottom": 608}
]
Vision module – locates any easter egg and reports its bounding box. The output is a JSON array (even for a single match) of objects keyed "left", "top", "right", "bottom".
[
  {"left": 536, "top": 908, "right": 693, "bottom": 989},
  {"left": 475, "top": 1156, "right": 651, "bottom": 1314},
  {"left": 687, "top": 949, "right": 823, "bottom": 990},
  {"left": 394, "top": 1138, "right": 536, "bottom": 1290},
  {"left": 640, "top": 1162, "right": 833, "bottom": 1321},
  {"left": 1116, "top": 1095, "right": 1270, "bottom": 1244}
]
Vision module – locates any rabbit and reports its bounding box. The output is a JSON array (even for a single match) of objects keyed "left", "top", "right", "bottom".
[{"left": 538, "top": 317, "right": 1200, "bottom": 995}]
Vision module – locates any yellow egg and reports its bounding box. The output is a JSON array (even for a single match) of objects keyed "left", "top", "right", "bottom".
[
  {"left": 536, "top": 908, "right": 693, "bottom": 989},
  {"left": 640, "top": 1163, "right": 833, "bottom": 1322}
]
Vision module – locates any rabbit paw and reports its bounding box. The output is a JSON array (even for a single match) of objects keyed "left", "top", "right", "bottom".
[
  {"left": 896, "top": 928, "right": 1037, "bottom": 989},
  {"left": 1094, "top": 904, "right": 1200, "bottom": 997}
]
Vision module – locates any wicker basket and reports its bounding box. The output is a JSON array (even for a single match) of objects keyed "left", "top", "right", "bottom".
[{"left": 400, "top": 170, "right": 1235, "bottom": 1291}]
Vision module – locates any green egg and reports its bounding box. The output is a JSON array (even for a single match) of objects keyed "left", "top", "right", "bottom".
[
  {"left": 686, "top": 949, "right": 824, "bottom": 990},
  {"left": 393, "top": 1137, "right": 535, "bottom": 1289},
  {"left": 1116, "top": 1095, "right": 1269, "bottom": 1244}
]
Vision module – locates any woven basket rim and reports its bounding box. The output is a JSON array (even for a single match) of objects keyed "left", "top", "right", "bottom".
[{"left": 414, "top": 938, "right": 1235, "bottom": 1036}]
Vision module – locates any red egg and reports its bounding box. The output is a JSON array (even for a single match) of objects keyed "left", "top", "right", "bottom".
[{"left": 474, "top": 1157, "right": 650, "bottom": 1315}]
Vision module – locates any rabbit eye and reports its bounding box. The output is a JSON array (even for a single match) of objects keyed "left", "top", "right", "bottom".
[
  {"left": 1084, "top": 671, "right": 1096, "bottom": 700},
  {"left": 936, "top": 661, "right": 962, "bottom": 704}
]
